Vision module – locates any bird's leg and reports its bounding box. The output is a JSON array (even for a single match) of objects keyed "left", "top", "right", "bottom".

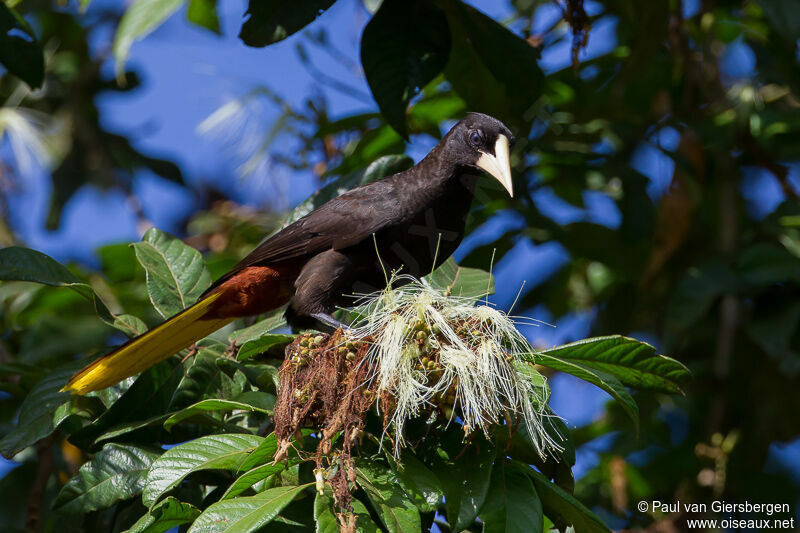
[{"left": 310, "top": 312, "right": 352, "bottom": 334}]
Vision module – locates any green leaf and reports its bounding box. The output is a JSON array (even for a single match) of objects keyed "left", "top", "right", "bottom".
[
  {"left": 132, "top": 227, "right": 212, "bottom": 319},
  {"left": 355, "top": 460, "right": 421, "bottom": 533},
  {"left": 0, "top": 3, "right": 44, "bottom": 88},
  {"left": 236, "top": 432, "right": 278, "bottom": 472},
  {"left": 534, "top": 353, "right": 639, "bottom": 433},
  {"left": 360, "top": 0, "right": 450, "bottom": 137},
  {"left": 522, "top": 465, "right": 611, "bottom": 533},
  {"left": 228, "top": 311, "right": 287, "bottom": 345},
  {"left": 127, "top": 497, "right": 201, "bottom": 533},
  {"left": 424, "top": 257, "right": 494, "bottom": 298},
  {"left": 352, "top": 498, "right": 381, "bottom": 533},
  {"left": 0, "top": 360, "right": 89, "bottom": 458},
  {"left": 54, "top": 444, "right": 159, "bottom": 515},
  {"left": 479, "top": 460, "right": 543, "bottom": 533},
  {"left": 537, "top": 336, "right": 691, "bottom": 394},
  {"left": 439, "top": 441, "right": 494, "bottom": 530},
  {"left": 221, "top": 463, "right": 285, "bottom": 500},
  {"left": 239, "top": 0, "right": 336, "bottom": 47},
  {"left": 0, "top": 246, "right": 142, "bottom": 337},
  {"left": 187, "top": 0, "right": 220, "bottom": 34},
  {"left": 314, "top": 488, "right": 339, "bottom": 533},
  {"left": 237, "top": 334, "right": 295, "bottom": 362},
  {"left": 113, "top": 0, "right": 184, "bottom": 77},
  {"left": 187, "top": 483, "right": 311, "bottom": 532},
  {"left": 391, "top": 453, "right": 443, "bottom": 513},
  {"left": 143, "top": 433, "right": 265, "bottom": 507},
  {"left": 163, "top": 398, "right": 273, "bottom": 431}
]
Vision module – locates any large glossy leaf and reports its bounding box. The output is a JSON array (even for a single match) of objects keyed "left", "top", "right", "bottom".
[
  {"left": 113, "top": 0, "right": 184, "bottom": 77},
  {"left": 187, "top": 483, "right": 311, "bottom": 532},
  {"left": 314, "top": 488, "right": 339, "bottom": 533},
  {"left": 132, "top": 228, "right": 212, "bottom": 319},
  {"left": 54, "top": 444, "right": 159, "bottom": 514},
  {"left": 537, "top": 336, "right": 691, "bottom": 394},
  {"left": 0, "top": 3, "right": 44, "bottom": 88},
  {"left": 221, "top": 463, "right": 285, "bottom": 500},
  {"left": 355, "top": 460, "right": 421, "bottom": 533},
  {"left": 360, "top": 0, "right": 450, "bottom": 137},
  {"left": 239, "top": 0, "right": 336, "bottom": 46},
  {"left": 143, "top": 433, "right": 265, "bottom": 506},
  {"left": 479, "top": 460, "right": 543, "bottom": 533},
  {"left": 441, "top": 0, "right": 543, "bottom": 131},
  {"left": 163, "top": 397, "right": 273, "bottom": 431},
  {"left": 127, "top": 496, "right": 201, "bottom": 533},
  {"left": 521, "top": 465, "right": 611, "bottom": 533},
  {"left": 532, "top": 355, "right": 639, "bottom": 433},
  {"left": 0, "top": 246, "right": 143, "bottom": 337},
  {"left": 424, "top": 257, "right": 494, "bottom": 298}
]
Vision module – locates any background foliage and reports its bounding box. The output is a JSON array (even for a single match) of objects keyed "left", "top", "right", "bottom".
[{"left": 0, "top": 0, "right": 799, "bottom": 531}]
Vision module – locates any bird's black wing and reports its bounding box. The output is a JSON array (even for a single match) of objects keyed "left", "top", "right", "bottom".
[{"left": 205, "top": 179, "right": 403, "bottom": 292}]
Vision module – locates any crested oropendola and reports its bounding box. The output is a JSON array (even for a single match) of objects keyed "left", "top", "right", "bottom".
[{"left": 63, "top": 113, "right": 515, "bottom": 394}]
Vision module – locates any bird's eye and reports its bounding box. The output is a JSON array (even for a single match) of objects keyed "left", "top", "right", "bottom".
[{"left": 469, "top": 130, "right": 483, "bottom": 147}]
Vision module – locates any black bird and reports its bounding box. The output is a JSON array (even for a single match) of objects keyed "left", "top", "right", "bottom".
[{"left": 64, "top": 112, "right": 515, "bottom": 394}]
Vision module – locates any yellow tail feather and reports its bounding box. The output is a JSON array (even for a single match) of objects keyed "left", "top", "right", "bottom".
[{"left": 62, "top": 292, "right": 234, "bottom": 395}]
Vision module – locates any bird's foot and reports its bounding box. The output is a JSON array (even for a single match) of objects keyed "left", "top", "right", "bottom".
[{"left": 310, "top": 312, "right": 353, "bottom": 335}]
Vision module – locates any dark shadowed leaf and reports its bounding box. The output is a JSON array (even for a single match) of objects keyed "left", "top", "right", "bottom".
[
  {"left": 132, "top": 228, "right": 212, "bottom": 318},
  {"left": 439, "top": 441, "right": 494, "bottom": 531},
  {"left": 187, "top": 483, "right": 311, "bottom": 532},
  {"left": 442, "top": 0, "right": 543, "bottom": 131},
  {"left": 521, "top": 465, "right": 611, "bottom": 533},
  {"left": 143, "top": 433, "right": 265, "bottom": 506},
  {"left": 479, "top": 460, "right": 543, "bottom": 533},
  {"left": 0, "top": 359, "right": 98, "bottom": 458},
  {"left": 127, "top": 496, "right": 201, "bottom": 533},
  {"left": 360, "top": 0, "right": 450, "bottom": 137},
  {"left": 0, "top": 4, "right": 44, "bottom": 88},
  {"left": 239, "top": 0, "right": 336, "bottom": 47},
  {"left": 54, "top": 444, "right": 159, "bottom": 514}
]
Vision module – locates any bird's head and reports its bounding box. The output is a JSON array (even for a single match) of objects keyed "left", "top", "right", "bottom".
[{"left": 447, "top": 112, "right": 515, "bottom": 197}]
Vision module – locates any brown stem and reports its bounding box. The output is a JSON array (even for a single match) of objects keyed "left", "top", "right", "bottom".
[{"left": 25, "top": 435, "right": 55, "bottom": 533}]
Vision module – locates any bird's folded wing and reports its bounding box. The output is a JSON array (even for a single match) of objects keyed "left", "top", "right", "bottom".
[{"left": 205, "top": 181, "right": 402, "bottom": 292}]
